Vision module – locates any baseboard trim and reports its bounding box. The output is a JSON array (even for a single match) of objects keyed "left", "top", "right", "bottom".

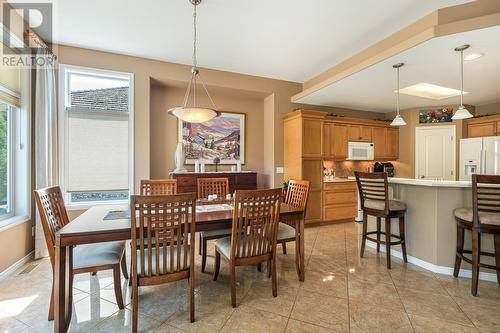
[
  {"left": 0, "top": 251, "right": 34, "bottom": 280},
  {"left": 366, "top": 241, "right": 498, "bottom": 283}
]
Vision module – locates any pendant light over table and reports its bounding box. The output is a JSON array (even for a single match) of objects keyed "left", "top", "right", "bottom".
[
  {"left": 451, "top": 44, "right": 473, "bottom": 120},
  {"left": 167, "top": 0, "right": 220, "bottom": 123},
  {"left": 390, "top": 63, "right": 407, "bottom": 126}
]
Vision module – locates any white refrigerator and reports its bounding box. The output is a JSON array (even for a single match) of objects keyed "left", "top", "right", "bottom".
[{"left": 460, "top": 136, "right": 500, "bottom": 180}]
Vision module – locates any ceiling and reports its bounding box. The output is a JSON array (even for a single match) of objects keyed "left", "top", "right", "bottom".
[
  {"left": 43, "top": 0, "right": 470, "bottom": 83},
  {"left": 295, "top": 25, "right": 500, "bottom": 112}
]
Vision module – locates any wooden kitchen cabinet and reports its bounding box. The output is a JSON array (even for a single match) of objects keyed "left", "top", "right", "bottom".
[
  {"left": 464, "top": 115, "right": 500, "bottom": 138},
  {"left": 372, "top": 127, "right": 387, "bottom": 159},
  {"left": 348, "top": 125, "right": 372, "bottom": 142},
  {"left": 323, "top": 181, "right": 357, "bottom": 222},
  {"left": 386, "top": 128, "right": 399, "bottom": 159},
  {"left": 331, "top": 124, "right": 348, "bottom": 159}
]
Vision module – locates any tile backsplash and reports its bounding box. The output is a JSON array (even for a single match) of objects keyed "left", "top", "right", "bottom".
[{"left": 323, "top": 161, "right": 375, "bottom": 178}]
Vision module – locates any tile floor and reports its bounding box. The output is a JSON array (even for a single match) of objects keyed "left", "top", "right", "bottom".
[{"left": 1, "top": 222, "right": 500, "bottom": 333}]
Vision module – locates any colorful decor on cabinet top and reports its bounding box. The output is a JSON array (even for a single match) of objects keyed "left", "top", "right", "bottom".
[{"left": 419, "top": 107, "right": 454, "bottom": 123}]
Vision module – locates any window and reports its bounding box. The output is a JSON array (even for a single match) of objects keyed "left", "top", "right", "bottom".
[
  {"left": 0, "top": 101, "right": 14, "bottom": 219},
  {"left": 60, "top": 65, "right": 133, "bottom": 207}
]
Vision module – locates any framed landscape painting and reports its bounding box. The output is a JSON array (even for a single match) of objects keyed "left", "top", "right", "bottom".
[{"left": 178, "top": 112, "right": 245, "bottom": 164}]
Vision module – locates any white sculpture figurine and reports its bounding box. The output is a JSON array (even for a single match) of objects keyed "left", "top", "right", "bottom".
[{"left": 174, "top": 141, "right": 188, "bottom": 173}]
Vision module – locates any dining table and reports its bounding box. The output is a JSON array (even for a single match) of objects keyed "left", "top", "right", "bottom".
[{"left": 52, "top": 201, "right": 305, "bottom": 333}]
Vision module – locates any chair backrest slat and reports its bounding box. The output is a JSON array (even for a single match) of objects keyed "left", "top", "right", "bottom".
[
  {"left": 355, "top": 172, "right": 389, "bottom": 212},
  {"left": 231, "top": 189, "right": 281, "bottom": 259},
  {"left": 141, "top": 179, "right": 177, "bottom": 196},
  {"left": 472, "top": 175, "right": 500, "bottom": 228},
  {"left": 131, "top": 193, "right": 196, "bottom": 278},
  {"left": 197, "top": 177, "right": 229, "bottom": 199},
  {"left": 33, "top": 186, "right": 70, "bottom": 267}
]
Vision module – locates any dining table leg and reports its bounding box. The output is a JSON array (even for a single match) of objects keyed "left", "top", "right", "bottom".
[{"left": 54, "top": 242, "right": 73, "bottom": 333}]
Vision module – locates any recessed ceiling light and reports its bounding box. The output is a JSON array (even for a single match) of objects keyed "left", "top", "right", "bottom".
[
  {"left": 464, "top": 53, "right": 484, "bottom": 61},
  {"left": 397, "top": 83, "right": 468, "bottom": 100}
]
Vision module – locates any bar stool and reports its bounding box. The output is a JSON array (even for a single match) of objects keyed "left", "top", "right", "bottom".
[
  {"left": 453, "top": 174, "right": 500, "bottom": 296},
  {"left": 354, "top": 171, "right": 408, "bottom": 269}
]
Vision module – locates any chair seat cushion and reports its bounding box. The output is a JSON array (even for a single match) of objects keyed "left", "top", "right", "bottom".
[
  {"left": 73, "top": 241, "right": 125, "bottom": 270},
  {"left": 214, "top": 236, "right": 232, "bottom": 259},
  {"left": 454, "top": 208, "right": 500, "bottom": 226},
  {"left": 136, "top": 247, "right": 190, "bottom": 276},
  {"left": 364, "top": 199, "right": 406, "bottom": 212},
  {"left": 277, "top": 222, "right": 296, "bottom": 241},
  {"left": 201, "top": 228, "right": 232, "bottom": 239}
]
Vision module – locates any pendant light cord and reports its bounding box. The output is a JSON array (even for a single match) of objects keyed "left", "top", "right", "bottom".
[
  {"left": 396, "top": 66, "right": 400, "bottom": 116},
  {"left": 193, "top": 3, "right": 197, "bottom": 69},
  {"left": 460, "top": 49, "right": 464, "bottom": 107}
]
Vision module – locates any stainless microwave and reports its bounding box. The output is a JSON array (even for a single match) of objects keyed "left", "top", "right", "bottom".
[{"left": 347, "top": 142, "right": 374, "bottom": 161}]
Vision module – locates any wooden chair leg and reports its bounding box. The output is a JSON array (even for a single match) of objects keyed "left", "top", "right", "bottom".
[
  {"left": 48, "top": 279, "right": 54, "bottom": 321},
  {"left": 189, "top": 266, "right": 195, "bottom": 322},
  {"left": 213, "top": 250, "right": 221, "bottom": 281},
  {"left": 201, "top": 238, "right": 208, "bottom": 273},
  {"left": 131, "top": 274, "right": 138, "bottom": 333},
  {"left": 453, "top": 225, "right": 465, "bottom": 277},
  {"left": 385, "top": 217, "right": 392, "bottom": 269},
  {"left": 471, "top": 230, "right": 480, "bottom": 296},
  {"left": 271, "top": 257, "right": 277, "bottom": 298},
  {"left": 494, "top": 234, "right": 500, "bottom": 284},
  {"left": 257, "top": 263, "right": 262, "bottom": 272},
  {"left": 267, "top": 259, "right": 271, "bottom": 278},
  {"left": 282, "top": 242, "right": 287, "bottom": 255},
  {"left": 230, "top": 262, "right": 237, "bottom": 308},
  {"left": 198, "top": 233, "right": 202, "bottom": 256},
  {"left": 113, "top": 265, "right": 125, "bottom": 309},
  {"left": 399, "top": 216, "right": 407, "bottom": 263},
  {"left": 376, "top": 217, "right": 381, "bottom": 253},
  {"left": 121, "top": 254, "right": 129, "bottom": 280},
  {"left": 360, "top": 213, "right": 368, "bottom": 258}
]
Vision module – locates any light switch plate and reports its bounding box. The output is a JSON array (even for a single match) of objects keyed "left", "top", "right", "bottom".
[{"left": 276, "top": 167, "right": 284, "bottom": 174}]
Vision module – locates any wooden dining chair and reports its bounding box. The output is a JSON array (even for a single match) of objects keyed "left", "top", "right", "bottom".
[
  {"left": 33, "top": 186, "right": 127, "bottom": 321},
  {"left": 140, "top": 179, "right": 177, "bottom": 195},
  {"left": 130, "top": 193, "right": 196, "bottom": 332},
  {"left": 129, "top": 179, "right": 179, "bottom": 286},
  {"left": 278, "top": 179, "right": 310, "bottom": 254},
  {"left": 197, "top": 177, "right": 232, "bottom": 272},
  {"left": 213, "top": 188, "right": 281, "bottom": 308}
]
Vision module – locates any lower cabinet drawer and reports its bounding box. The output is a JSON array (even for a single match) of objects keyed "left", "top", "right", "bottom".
[
  {"left": 323, "top": 204, "right": 357, "bottom": 221},
  {"left": 324, "top": 191, "right": 357, "bottom": 205}
]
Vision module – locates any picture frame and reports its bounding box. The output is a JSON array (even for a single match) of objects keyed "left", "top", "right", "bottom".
[{"left": 177, "top": 111, "right": 246, "bottom": 164}]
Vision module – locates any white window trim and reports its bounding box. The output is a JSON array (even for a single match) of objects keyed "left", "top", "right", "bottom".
[
  {"left": 0, "top": 70, "right": 32, "bottom": 229},
  {"left": 58, "top": 64, "right": 134, "bottom": 211}
]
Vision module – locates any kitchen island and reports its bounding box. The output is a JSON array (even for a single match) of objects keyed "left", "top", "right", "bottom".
[{"left": 365, "top": 178, "right": 497, "bottom": 281}]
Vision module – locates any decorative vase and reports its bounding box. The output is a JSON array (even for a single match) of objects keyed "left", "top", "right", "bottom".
[{"left": 173, "top": 142, "right": 188, "bottom": 173}]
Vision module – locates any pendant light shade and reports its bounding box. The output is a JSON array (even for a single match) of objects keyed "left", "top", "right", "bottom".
[
  {"left": 390, "top": 63, "right": 406, "bottom": 127},
  {"left": 167, "top": 0, "right": 220, "bottom": 123},
  {"left": 451, "top": 45, "right": 473, "bottom": 120}
]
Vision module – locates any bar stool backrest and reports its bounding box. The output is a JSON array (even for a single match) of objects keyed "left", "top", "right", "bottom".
[
  {"left": 472, "top": 174, "right": 500, "bottom": 230},
  {"left": 354, "top": 171, "right": 389, "bottom": 214}
]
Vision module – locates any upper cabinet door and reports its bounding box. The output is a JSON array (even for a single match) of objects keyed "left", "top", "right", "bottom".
[
  {"left": 386, "top": 128, "right": 399, "bottom": 159},
  {"left": 302, "top": 119, "right": 323, "bottom": 156},
  {"left": 360, "top": 126, "right": 373, "bottom": 141},
  {"left": 332, "top": 124, "right": 348, "bottom": 159},
  {"left": 347, "top": 125, "right": 361, "bottom": 141},
  {"left": 372, "top": 127, "right": 387, "bottom": 159},
  {"left": 468, "top": 122, "right": 496, "bottom": 138},
  {"left": 323, "top": 123, "right": 331, "bottom": 157}
]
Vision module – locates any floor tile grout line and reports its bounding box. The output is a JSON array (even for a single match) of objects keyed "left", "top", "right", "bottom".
[
  {"left": 441, "top": 281, "right": 480, "bottom": 331},
  {"left": 344, "top": 223, "right": 351, "bottom": 333},
  {"left": 388, "top": 263, "right": 417, "bottom": 333}
]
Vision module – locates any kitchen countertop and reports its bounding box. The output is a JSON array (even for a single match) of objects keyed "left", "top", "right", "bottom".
[{"left": 324, "top": 177, "right": 472, "bottom": 187}]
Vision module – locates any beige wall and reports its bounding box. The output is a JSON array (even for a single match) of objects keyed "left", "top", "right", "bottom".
[
  {"left": 150, "top": 84, "right": 269, "bottom": 188},
  {"left": 475, "top": 101, "right": 500, "bottom": 116},
  {"left": 0, "top": 222, "right": 33, "bottom": 272},
  {"left": 386, "top": 105, "right": 474, "bottom": 178}
]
